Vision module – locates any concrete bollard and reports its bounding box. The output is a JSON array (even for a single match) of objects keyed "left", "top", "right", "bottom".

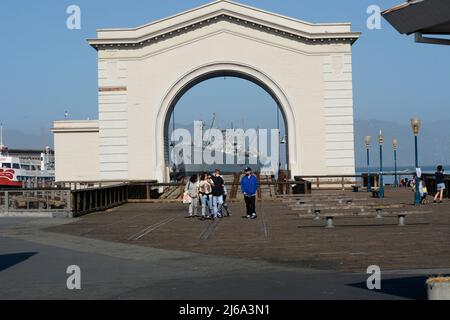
[
  {"left": 325, "top": 216, "right": 334, "bottom": 228},
  {"left": 427, "top": 277, "right": 450, "bottom": 300},
  {"left": 314, "top": 209, "right": 321, "bottom": 220},
  {"left": 398, "top": 214, "right": 406, "bottom": 226},
  {"left": 376, "top": 209, "right": 383, "bottom": 219}
]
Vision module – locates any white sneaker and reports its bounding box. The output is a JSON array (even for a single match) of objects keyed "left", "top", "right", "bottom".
[
  {"left": 247, "top": 215, "right": 252, "bottom": 219},
  {"left": 251, "top": 213, "right": 257, "bottom": 219}
]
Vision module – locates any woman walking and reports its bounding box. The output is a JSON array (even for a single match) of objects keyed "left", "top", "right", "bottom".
[
  {"left": 199, "top": 173, "right": 213, "bottom": 220},
  {"left": 184, "top": 175, "right": 199, "bottom": 217},
  {"left": 434, "top": 165, "right": 446, "bottom": 203}
]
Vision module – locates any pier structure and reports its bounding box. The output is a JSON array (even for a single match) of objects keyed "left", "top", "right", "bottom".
[{"left": 52, "top": 0, "right": 360, "bottom": 183}]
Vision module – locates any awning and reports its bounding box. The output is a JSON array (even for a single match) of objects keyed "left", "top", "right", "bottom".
[{"left": 382, "top": 0, "right": 450, "bottom": 35}]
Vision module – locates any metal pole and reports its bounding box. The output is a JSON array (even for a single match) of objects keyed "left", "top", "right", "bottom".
[
  {"left": 5, "top": 191, "right": 8, "bottom": 212},
  {"left": 379, "top": 143, "right": 384, "bottom": 198},
  {"left": 415, "top": 135, "right": 419, "bottom": 168},
  {"left": 277, "top": 108, "right": 281, "bottom": 176},
  {"left": 366, "top": 148, "right": 371, "bottom": 192},
  {"left": 394, "top": 149, "right": 398, "bottom": 187},
  {"left": 414, "top": 134, "right": 421, "bottom": 205}
]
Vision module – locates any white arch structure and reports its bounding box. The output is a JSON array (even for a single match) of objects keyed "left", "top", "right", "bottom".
[
  {"left": 155, "top": 62, "right": 297, "bottom": 179},
  {"left": 53, "top": 0, "right": 360, "bottom": 182}
]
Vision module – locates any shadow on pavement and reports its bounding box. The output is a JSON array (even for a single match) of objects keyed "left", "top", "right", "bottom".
[
  {"left": 348, "top": 276, "right": 428, "bottom": 300},
  {"left": 0, "top": 252, "right": 37, "bottom": 272}
]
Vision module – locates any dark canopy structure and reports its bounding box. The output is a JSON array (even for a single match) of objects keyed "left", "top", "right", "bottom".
[{"left": 382, "top": 0, "right": 450, "bottom": 45}]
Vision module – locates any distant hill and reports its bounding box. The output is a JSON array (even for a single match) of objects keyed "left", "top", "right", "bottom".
[{"left": 2, "top": 129, "right": 53, "bottom": 150}]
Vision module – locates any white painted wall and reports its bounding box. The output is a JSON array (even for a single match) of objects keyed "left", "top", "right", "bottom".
[
  {"left": 52, "top": 121, "right": 100, "bottom": 182},
  {"left": 54, "top": 1, "right": 359, "bottom": 182}
]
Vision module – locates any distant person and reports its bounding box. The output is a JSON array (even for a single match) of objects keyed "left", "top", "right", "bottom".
[
  {"left": 216, "top": 171, "right": 231, "bottom": 217},
  {"left": 184, "top": 174, "right": 199, "bottom": 217},
  {"left": 206, "top": 172, "right": 214, "bottom": 216},
  {"left": 400, "top": 178, "right": 407, "bottom": 187},
  {"left": 434, "top": 165, "right": 446, "bottom": 204},
  {"left": 221, "top": 183, "right": 231, "bottom": 217},
  {"left": 407, "top": 177, "right": 413, "bottom": 188},
  {"left": 198, "top": 173, "right": 213, "bottom": 220},
  {"left": 211, "top": 169, "right": 225, "bottom": 219},
  {"left": 241, "top": 167, "right": 259, "bottom": 219},
  {"left": 419, "top": 178, "right": 428, "bottom": 204}
]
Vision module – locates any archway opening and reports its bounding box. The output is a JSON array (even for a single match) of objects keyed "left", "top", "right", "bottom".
[{"left": 163, "top": 71, "right": 289, "bottom": 179}]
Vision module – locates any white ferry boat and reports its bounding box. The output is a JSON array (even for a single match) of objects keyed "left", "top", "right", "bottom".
[{"left": 0, "top": 135, "right": 55, "bottom": 188}]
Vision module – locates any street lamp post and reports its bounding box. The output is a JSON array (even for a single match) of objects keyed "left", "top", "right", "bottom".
[
  {"left": 365, "top": 136, "right": 371, "bottom": 192},
  {"left": 411, "top": 118, "right": 421, "bottom": 205},
  {"left": 378, "top": 130, "right": 384, "bottom": 198},
  {"left": 392, "top": 139, "right": 398, "bottom": 187}
]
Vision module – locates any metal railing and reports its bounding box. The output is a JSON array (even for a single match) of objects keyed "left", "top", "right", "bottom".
[
  {"left": 0, "top": 172, "right": 421, "bottom": 217},
  {"left": 71, "top": 184, "right": 129, "bottom": 217},
  {"left": 0, "top": 188, "right": 71, "bottom": 215},
  {"left": 0, "top": 184, "right": 129, "bottom": 217}
]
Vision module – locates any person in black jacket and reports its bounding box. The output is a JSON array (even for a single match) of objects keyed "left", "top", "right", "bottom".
[
  {"left": 211, "top": 169, "right": 225, "bottom": 218},
  {"left": 434, "top": 165, "right": 446, "bottom": 203}
]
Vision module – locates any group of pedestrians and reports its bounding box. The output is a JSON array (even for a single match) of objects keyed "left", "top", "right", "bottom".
[
  {"left": 184, "top": 167, "right": 259, "bottom": 220},
  {"left": 409, "top": 165, "right": 446, "bottom": 204},
  {"left": 184, "top": 169, "right": 230, "bottom": 220}
]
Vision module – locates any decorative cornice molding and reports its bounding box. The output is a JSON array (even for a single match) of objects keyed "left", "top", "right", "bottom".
[
  {"left": 88, "top": 13, "right": 360, "bottom": 51},
  {"left": 51, "top": 128, "right": 99, "bottom": 133},
  {"left": 52, "top": 121, "right": 99, "bottom": 133}
]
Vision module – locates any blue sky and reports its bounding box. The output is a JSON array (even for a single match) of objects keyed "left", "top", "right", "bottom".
[{"left": 0, "top": 0, "right": 449, "bottom": 141}]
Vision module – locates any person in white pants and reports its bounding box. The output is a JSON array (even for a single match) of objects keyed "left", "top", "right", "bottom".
[
  {"left": 184, "top": 175, "right": 199, "bottom": 217},
  {"left": 212, "top": 195, "right": 224, "bottom": 218},
  {"left": 198, "top": 173, "right": 213, "bottom": 220}
]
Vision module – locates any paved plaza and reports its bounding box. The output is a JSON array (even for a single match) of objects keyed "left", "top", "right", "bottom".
[{"left": 0, "top": 188, "right": 449, "bottom": 299}]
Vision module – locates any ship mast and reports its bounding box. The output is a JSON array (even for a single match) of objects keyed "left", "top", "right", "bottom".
[
  {"left": 203, "top": 113, "right": 216, "bottom": 150},
  {"left": 0, "top": 123, "right": 6, "bottom": 156}
]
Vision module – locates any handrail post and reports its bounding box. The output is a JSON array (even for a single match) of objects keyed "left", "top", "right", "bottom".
[
  {"left": 5, "top": 191, "right": 8, "bottom": 212},
  {"left": 67, "top": 190, "right": 72, "bottom": 213}
]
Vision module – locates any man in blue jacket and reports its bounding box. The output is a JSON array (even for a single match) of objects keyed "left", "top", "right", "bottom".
[{"left": 241, "top": 167, "right": 259, "bottom": 219}]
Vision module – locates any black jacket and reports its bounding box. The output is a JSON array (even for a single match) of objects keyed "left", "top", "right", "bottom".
[
  {"left": 211, "top": 176, "right": 225, "bottom": 196},
  {"left": 436, "top": 171, "right": 445, "bottom": 185}
]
